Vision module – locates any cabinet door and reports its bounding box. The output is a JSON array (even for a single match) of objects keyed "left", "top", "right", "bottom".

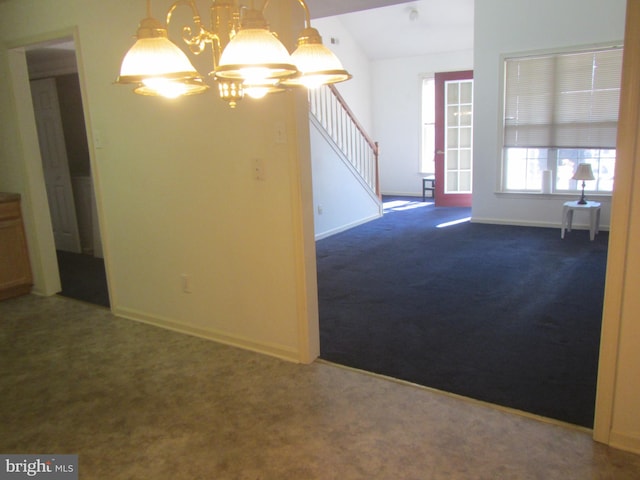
[{"left": 0, "top": 211, "right": 33, "bottom": 300}]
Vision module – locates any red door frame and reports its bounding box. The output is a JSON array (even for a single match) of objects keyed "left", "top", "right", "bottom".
[{"left": 434, "top": 70, "right": 474, "bottom": 207}]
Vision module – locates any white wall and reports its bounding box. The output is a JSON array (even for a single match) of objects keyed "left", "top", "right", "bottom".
[
  {"left": 372, "top": 50, "right": 473, "bottom": 196},
  {"left": 0, "top": 0, "right": 319, "bottom": 363},
  {"left": 473, "top": 0, "right": 626, "bottom": 229},
  {"left": 310, "top": 119, "right": 381, "bottom": 239},
  {"left": 307, "top": 16, "right": 381, "bottom": 239},
  {"left": 311, "top": 17, "right": 374, "bottom": 135}
]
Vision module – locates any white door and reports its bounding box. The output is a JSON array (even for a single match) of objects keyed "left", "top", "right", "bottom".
[{"left": 30, "top": 77, "right": 81, "bottom": 253}]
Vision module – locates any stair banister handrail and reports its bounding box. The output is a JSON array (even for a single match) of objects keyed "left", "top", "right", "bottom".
[
  {"left": 309, "top": 85, "right": 381, "bottom": 199},
  {"left": 327, "top": 85, "right": 379, "bottom": 159}
]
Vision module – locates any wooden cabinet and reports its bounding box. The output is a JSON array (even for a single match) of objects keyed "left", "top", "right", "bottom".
[{"left": 0, "top": 193, "right": 33, "bottom": 300}]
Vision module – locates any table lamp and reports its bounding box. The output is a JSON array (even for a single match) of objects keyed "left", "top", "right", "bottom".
[{"left": 572, "top": 163, "right": 595, "bottom": 205}]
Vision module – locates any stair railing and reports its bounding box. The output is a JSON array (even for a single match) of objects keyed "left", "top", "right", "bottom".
[{"left": 308, "top": 84, "right": 380, "bottom": 198}]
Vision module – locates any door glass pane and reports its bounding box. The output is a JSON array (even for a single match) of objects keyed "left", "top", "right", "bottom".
[
  {"left": 460, "top": 128, "right": 472, "bottom": 148},
  {"left": 447, "top": 171, "right": 458, "bottom": 190},
  {"left": 447, "top": 150, "right": 459, "bottom": 169},
  {"left": 447, "top": 83, "right": 459, "bottom": 104},
  {"left": 460, "top": 171, "right": 472, "bottom": 191},
  {"left": 460, "top": 82, "right": 473, "bottom": 104},
  {"left": 460, "top": 150, "right": 472, "bottom": 169},
  {"left": 460, "top": 106, "right": 472, "bottom": 126},
  {"left": 444, "top": 79, "right": 474, "bottom": 194},
  {"left": 447, "top": 106, "right": 459, "bottom": 126},
  {"left": 447, "top": 129, "right": 459, "bottom": 148}
]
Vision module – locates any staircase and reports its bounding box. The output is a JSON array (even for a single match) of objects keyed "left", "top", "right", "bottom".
[{"left": 308, "top": 84, "right": 380, "bottom": 200}]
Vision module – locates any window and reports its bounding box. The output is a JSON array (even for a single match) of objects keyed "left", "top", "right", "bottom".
[
  {"left": 502, "top": 47, "right": 623, "bottom": 194},
  {"left": 421, "top": 75, "right": 435, "bottom": 173}
]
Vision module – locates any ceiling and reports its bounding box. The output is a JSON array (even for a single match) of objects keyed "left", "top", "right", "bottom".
[
  {"left": 23, "top": 0, "right": 473, "bottom": 71},
  {"left": 313, "top": 0, "right": 474, "bottom": 60}
]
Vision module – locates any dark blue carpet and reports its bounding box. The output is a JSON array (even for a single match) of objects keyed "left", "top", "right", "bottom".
[{"left": 317, "top": 197, "right": 607, "bottom": 427}]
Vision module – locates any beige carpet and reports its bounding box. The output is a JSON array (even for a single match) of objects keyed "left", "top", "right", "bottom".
[{"left": 1, "top": 294, "right": 639, "bottom": 479}]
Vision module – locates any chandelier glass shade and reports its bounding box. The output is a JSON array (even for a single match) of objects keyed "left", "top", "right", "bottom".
[
  {"left": 283, "top": 27, "right": 352, "bottom": 88},
  {"left": 116, "top": 16, "right": 208, "bottom": 97},
  {"left": 116, "top": 0, "right": 351, "bottom": 105},
  {"left": 216, "top": 27, "right": 298, "bottom": 83},
  {"left": 215, "top": 6, "right": 297, "bottom": 85}
]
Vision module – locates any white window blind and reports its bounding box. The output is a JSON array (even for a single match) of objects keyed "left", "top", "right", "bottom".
[{"left": 504, "top": 48, "right": 623, "bottom": 149}]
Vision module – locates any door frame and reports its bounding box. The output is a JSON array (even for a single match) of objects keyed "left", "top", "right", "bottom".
[
  {"left": 6, "top": 29, "right": 110, "bottom": 302},
  {"left": 593, "top": 0, "right": 640, "bottom": 450}
]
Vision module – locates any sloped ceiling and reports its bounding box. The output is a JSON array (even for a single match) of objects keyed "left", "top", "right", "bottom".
[
  {"left": 306, "top": 0, "right": 415, "bottom": 18},
  {"left": 333, "top": 0, "right": 474, "bottom": 60}
]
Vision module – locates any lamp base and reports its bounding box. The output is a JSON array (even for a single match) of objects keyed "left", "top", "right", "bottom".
[{"left": 577, "top": 184, "right": 587, "bottom": 204}]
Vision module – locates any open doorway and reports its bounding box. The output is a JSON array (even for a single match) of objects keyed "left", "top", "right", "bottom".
[{"left": 25, "top": 38, "right": 109, "bottom": 308}]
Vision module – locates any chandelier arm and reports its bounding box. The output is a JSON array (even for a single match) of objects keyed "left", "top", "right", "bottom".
[
  {"left": 166, "top": 0, "right": 201, "bottom": 26},
  {"left": 209, "top": 1, "right": 240, "bottom": 68},
  {"left": 261, "top": 0, "right": 271, "bottom": 18},
  {"left": 166, "top": 0, "right": 214, "bottom": 55},
  {"left": 293, "top": 0, "right": 312, "bottom": 28}
]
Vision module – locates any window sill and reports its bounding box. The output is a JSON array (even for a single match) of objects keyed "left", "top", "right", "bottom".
[{"left": 495, "top": 191, "right": 612, "bottom": 202}]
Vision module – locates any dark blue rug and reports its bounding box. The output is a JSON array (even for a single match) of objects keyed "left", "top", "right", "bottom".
[{"left": 317, "top": 198, "right": 607, "bottom": 427}]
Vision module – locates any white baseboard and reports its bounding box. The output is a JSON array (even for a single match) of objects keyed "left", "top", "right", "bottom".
[
  {"left": 315, "top": 212, "right": 381, "bottom": 240},
  {"left": 471, "top": 216, "right": 610, "bottom": 231},
  {"left": 471, "top": 217, "right": 558, "bottom": 229},
  {"left": 112, "top": 306, "right": 301, "bottom": 363},
  {"left": 380, "top": 191, "right": 422, "bottom": 197}
]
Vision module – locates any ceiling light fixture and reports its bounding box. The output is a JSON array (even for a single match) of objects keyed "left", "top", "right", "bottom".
[{"left": 116, "top": 0, "right": 351, "bottom": 107}]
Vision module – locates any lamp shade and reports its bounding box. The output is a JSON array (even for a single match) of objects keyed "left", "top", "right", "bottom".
[
  {"left": 116, "top": 16, "right": 207, "bottom": 97},
  {"left": 133, "top": 78, "right": 208, "bottom": 98},
  {"left": 215, "top": 28, "right": 297, "bottom": 83},
  {"left": 283, "top": 28, "right": 351, "bottom": 88},
  {"left": 572, "top": 163, "right": 595, "bottom": 181},
  {"left": 215, "top": 8, "right": 297, "bottom": 84}
]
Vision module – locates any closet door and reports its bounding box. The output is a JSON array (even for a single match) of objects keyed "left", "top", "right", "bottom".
[{"left": 30, "top": 77, "right": 81, "bottom": 253}]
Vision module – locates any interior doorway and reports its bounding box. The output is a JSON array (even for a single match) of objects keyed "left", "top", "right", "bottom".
[{"left": 25, "top": 38, "right": 109, "bottom": 307}]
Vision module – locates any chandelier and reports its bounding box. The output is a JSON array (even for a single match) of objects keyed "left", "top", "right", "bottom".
[{"left": 116, "top": 0, "right": 351, "bottom": 107}]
